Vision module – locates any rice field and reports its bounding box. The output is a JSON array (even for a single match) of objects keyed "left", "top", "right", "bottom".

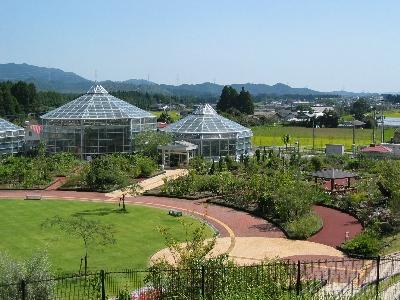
[{"left": 251, "top": 126, "right": 395, "bottom": 150}]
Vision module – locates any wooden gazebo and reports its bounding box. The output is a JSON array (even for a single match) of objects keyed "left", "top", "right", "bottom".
[{"left": 311, "top": 168, "right": 357, "bottom": 193}]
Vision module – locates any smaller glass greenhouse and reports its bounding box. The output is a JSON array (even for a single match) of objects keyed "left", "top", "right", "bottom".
[
  {"left": 163, "top": 104, "right": 252, "bottom": 160},
  {"left": 0, "top": 118, "right": 25, "bottom": 154}
]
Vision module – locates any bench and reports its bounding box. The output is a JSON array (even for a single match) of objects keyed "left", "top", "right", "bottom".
[
  {"left": 168, "top": 210, "right": 182, "bottom": 217},
  {"left": 25, "top": 194, "right": 42, "bottom": 200}
]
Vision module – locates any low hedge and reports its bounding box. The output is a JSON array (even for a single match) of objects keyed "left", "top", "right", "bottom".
[{"left": 341, "top": 231, "right": 382, "bottom": 257}]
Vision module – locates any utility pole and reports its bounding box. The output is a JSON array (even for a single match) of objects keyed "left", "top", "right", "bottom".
[
  {"left": 312, "top": 118, "right": 315, "bottom": 153},
  {"left": 372, "top": 108, "right": 376, "bottom": 144},
  {"left": 352, "top": 115, "right": 356, "bottom": 157},
  {"left": 381, "top": 113, "right": 385, "bottom": 143}
]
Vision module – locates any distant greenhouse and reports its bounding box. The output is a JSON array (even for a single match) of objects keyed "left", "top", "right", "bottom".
[
  {"left": 163, "top": 104, "right": 252, "bottom": 159},
  {"left": 41, "top": 85, "right": 157, "bottom": 159},
  {"left": 0, "top": 118, "right": 25, "bottom": 154}
]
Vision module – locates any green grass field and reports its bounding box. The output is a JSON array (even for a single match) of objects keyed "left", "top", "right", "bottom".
[
  {"left": 251, "top": 126, "right": 395, "bottom": 150},
  {"left": 151, "top": 110, "right": 181, "bottom": 122},
  {"left": 384, "top": 110, "right": 400, "bottom": 118},
  {"left": 0, "top": 199, "right": 214, "bottom": 273}
]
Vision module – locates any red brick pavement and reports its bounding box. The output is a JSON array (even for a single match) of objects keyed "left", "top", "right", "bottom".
[
  {"left": 130, "top": 196, "right": 285, "bottom": 238},
  {"left": 309, "top": 205, "right": 363, "bottom": 248}
]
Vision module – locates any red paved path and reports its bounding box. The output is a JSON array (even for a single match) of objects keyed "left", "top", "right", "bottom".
[
  {"left": 309, "top": 205, "right": 363, "bottom": 248},
  {"left": 0, "top": 190, "right": 362, "bottom": 248}
]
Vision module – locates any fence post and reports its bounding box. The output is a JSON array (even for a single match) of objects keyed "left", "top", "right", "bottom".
[
  {"left": 296, "top": 260, "right": 301, "bottom": 295},
  {"left": 201, "top": 265, "right": 205, "bottom": 299},
  {"left": 20, "top": 279, "right": 26, "bottom": 300},
  {"left": 100, "top": 270, "right": 106, "bottom": 300},
  {"left": 375, "top": 256, "right": 380, "bottom": 299}
]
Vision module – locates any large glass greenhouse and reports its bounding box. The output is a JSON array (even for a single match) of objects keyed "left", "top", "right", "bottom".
[
  {"left": 0, "top": 118, "right": 25, "bottom": 155},
  {"left": 163, "top": 104, "right": 252, "bottom": 159},
  {"left": 41, "top": 85, "right": 157, "bottom": 159}
]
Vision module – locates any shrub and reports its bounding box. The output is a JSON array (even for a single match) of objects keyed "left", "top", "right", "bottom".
[
  {"left": 133, "top": 155, "right": 157, "bottom": 177},
  {"left": 0, "top": 251, "right": 54, "bottom": 299},
  {"left": 86, "top": 156, "right": 129, "bottom": 192},
  {"left": 284, "top": 212, "right": 322, "bottom": 239},
  {"left": 341, "top": 231, "right": 382, "bottom": 257}
]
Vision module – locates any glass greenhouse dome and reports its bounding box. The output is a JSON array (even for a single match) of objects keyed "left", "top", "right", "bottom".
[
  {"left": 0, "top": 118, "right": 25, "bottom": 154},
  {"left": 41, "top": 85, "right": 157, "bottom": 158},
  {"left": 163, "top": 104, "right": 252, "bottom": 159}
]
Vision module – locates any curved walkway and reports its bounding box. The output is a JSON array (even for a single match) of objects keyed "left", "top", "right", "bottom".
[{"left": 309, "top": 205, "right": 363, "bottom": 248}]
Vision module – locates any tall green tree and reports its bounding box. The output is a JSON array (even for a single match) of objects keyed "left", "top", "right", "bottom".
[
  {"left": 0, "top": 88, "right": 19, "bottom": 116},
  {"left": 216, "top": 86, "right": 238, "bottom": 112},
  {"left": 350, "top": 98, "right": 370, "bottom": 120},
  {"left": 10, "top": 81, "right": 36, "bottom": 113},
  {"left": 236, "top": 87, "right": 254, "bottom": 115}
]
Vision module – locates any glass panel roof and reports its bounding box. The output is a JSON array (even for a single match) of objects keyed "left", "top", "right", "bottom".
[
  {"left": 164, "top": 104, "right": 252, "bottom": 136},
  {"left": 41, "top": 85, "right": 156, "bottom": 120},
  {"left": 0, "top": 118, "right": 24, "bottom": 133}
]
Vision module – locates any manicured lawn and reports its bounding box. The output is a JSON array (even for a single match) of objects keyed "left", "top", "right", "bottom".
[
  {"left": 0, "top": 199, "right": 214, "bottom": 273},
  {"left": 251, "top": 126, "right": 395, "bottom": 150}
]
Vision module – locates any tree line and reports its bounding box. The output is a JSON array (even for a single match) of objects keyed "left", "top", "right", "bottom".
[{"left": 0, "top": 81, "right": 212, "bottom": 122}]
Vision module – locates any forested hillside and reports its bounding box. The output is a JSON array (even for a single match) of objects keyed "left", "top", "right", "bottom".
[{"left": 0, "top": 81, "right": 208, "bottom": 122}]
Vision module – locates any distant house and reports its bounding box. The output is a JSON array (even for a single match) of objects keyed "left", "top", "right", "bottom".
[
  {"left": 24, "top": 124, "right": 43, "bottom": 148},
  {"left": 311, "top": 106, "right": 334, "bottom": 114},
  {"left": 276, "top": 110, "right": 299, "bottom": 122},
  {"left": 360, "top": 144, "right": 392, "bottom": 158}
]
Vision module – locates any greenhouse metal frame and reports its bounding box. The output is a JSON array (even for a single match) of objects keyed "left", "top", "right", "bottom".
[
  {"left": 41, "top": 85, "right": 157, "bottom": 159},
  {"left": 163, "top": 104, "right": 252, "bottom": 159},
  {"left": 0, "top": 118, "right": 25, "bottom": 155}
]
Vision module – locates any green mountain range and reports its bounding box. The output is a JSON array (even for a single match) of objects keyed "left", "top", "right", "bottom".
[{"left": 0, "top": 63, "right": 369, "bottom": 96}]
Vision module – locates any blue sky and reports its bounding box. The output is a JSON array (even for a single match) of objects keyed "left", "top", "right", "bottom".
[{"left": 1, "top": 0, "right": 399, "bottom": 92}]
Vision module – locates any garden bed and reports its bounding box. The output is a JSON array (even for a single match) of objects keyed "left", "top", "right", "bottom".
[
  {"left": 0, "top": 177, "right": 61, "bottom": 190},
  {"left": 143, "top": 187, "right": 214, "bottom": 200}
]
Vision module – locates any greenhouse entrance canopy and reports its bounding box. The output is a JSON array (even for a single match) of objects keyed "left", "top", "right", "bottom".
[{"left": 158, "top": 141, "right": 198, "bottom": 168}]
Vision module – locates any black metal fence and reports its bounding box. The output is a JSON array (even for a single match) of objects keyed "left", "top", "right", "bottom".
[{"left": 1, "top": 256, "right": 399, "bottom": 299}]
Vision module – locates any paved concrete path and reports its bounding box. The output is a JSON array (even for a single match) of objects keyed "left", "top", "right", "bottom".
[{"left": 106, "top": 169, "right": 188, "bottom": 197}]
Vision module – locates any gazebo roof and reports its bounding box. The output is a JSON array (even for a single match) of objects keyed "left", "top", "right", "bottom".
[{"left": 311, "top": 168, "right": 356, "bottom": 179}]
